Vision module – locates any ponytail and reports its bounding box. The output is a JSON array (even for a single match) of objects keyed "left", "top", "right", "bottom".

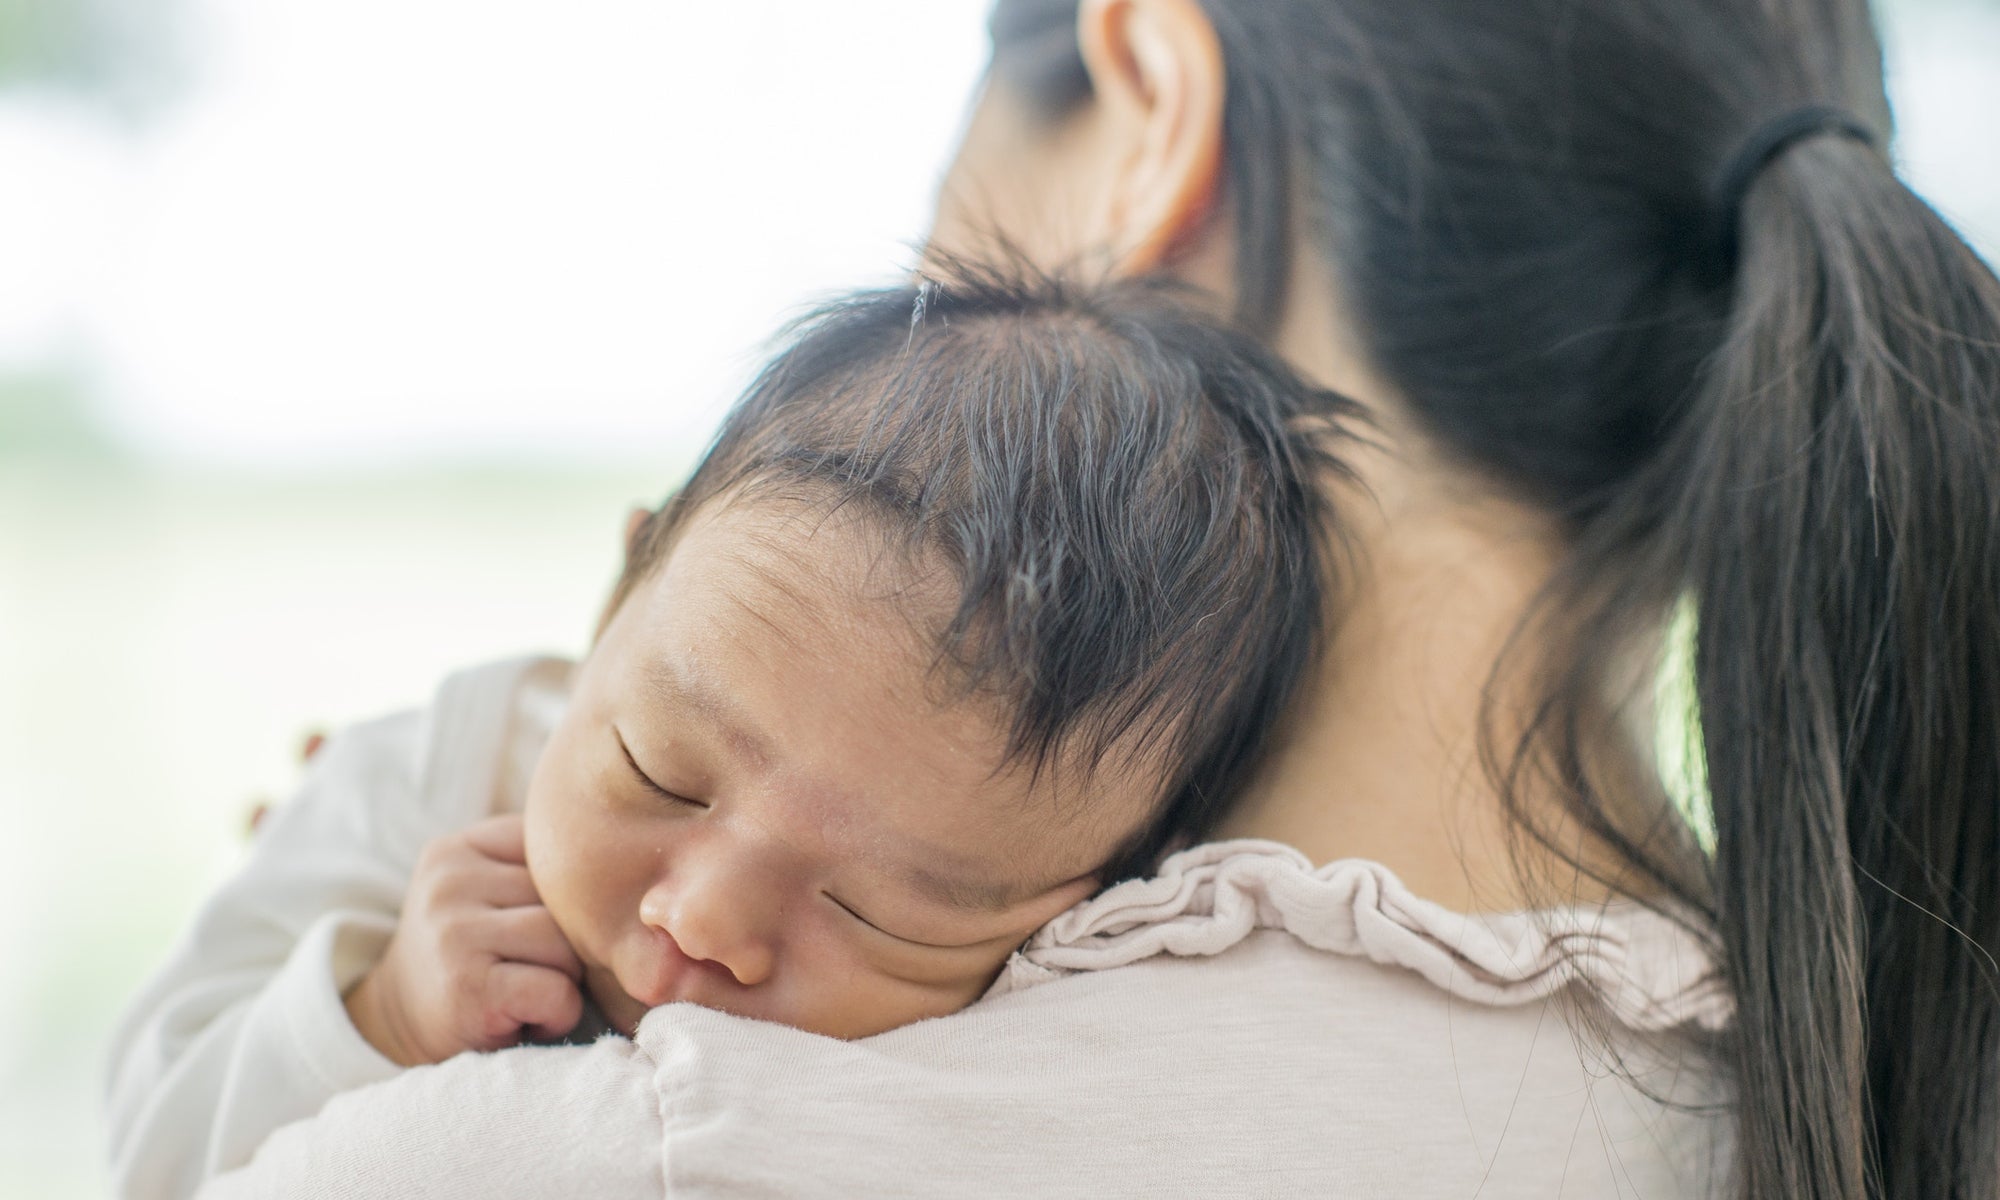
[{"left": 1665, "top": 134, "right": 2000, "bottom": 1196}]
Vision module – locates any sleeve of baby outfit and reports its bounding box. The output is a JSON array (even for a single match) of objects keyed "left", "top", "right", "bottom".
[
  {"left": 103, "top": 659, "right": 546, "bottom": 1200},
  {"left": 193, "top": 1036, "right": 664, "bottom": 1200}
]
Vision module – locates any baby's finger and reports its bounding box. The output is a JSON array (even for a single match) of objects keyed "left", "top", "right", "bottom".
[
  {"left": 461, "top": 813, "right": 528, "bottom": 866},
  {"left": 472, "top": 861, "right": 543, "bottom": 909},
  {"left": 485, "top": 961, "right": 583, "bottom": 1044},
  {"left": 425, "top": 857, "right": 541, "bottom": 909},
  {"left": 487, "top": 906, "right": 584, "bottom": 980}
]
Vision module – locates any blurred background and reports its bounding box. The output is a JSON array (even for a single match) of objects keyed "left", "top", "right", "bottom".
[{"left": 1, "top": 0, "right": 1994, "bottom": 1195}]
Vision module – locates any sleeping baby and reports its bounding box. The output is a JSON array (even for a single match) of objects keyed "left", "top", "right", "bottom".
[{"left": 106, "top": 266, "right": 1354, "bottom": 1197}]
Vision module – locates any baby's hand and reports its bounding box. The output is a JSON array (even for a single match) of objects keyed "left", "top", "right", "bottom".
[{"left": 344, "top": 814, "right": 584, "bottom": 1067}]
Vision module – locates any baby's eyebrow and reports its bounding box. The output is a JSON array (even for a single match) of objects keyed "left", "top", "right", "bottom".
[{"left": 641, "top": 657, "right": 772, "bottom": 769}]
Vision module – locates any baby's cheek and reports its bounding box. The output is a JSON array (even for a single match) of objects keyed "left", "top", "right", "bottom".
[
  {"left": 519, "top": 800, "right": 560, "bottom": 899},
  {"left": 521, "top": 742, "right": 588, "bottom": 885},
  {"left": 522, "top": 789, "right": 625, "bottom": 936},
  {"left": 801, "top": 947, "right": 1011, "bottom": 1040},
  {"left": 522, "top": 784, "right": 579, "bottom": 878}
]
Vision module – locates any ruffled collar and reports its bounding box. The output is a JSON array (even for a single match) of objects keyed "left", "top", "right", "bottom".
[{"left": 988, "top": 840, "right": 1732, "bottom": 1033}]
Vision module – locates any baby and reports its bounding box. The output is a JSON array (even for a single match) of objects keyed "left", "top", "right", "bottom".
[{"left": 108, "top": 267, "right": 1351, "bottom": 1194}]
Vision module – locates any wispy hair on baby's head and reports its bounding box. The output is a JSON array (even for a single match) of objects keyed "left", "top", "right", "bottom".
[{"left": 613, "top": 262, "right": 1360, "bottom": 882}]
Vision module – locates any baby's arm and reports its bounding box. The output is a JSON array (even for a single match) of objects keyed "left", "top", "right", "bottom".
[
  {"left": 341, "top": 813, "right": 583, "bottom": 1068},
  {"left": 105, "top": 710, "right": 451, "bottom": 1200}
]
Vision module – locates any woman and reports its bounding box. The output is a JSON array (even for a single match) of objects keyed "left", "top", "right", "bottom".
[{"left": 196, "top": 0, "right": 2000, "bottom": 1195}]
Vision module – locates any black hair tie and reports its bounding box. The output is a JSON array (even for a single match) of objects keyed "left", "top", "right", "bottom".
[{"left": 1709, "top": 105, "right": 1878, "bottom": 264}]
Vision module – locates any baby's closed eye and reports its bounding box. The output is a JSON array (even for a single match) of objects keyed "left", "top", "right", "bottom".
[
  {"left": 822, "top": 891, "right": 1024, "bottom": 954},
  {"left": 617, "top": 731, "right": 706, "bottom": 808}
]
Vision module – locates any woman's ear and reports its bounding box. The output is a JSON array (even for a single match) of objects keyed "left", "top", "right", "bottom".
[
  {"left": 1074, "top": 0, "right": 1226, "bottom": 275},
  {"left": 623, "top": 506, "right": 651, "bottom": 562}
]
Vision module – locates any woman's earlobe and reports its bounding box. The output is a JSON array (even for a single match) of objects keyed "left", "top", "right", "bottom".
[
  {"left": 1075, "top": 0, "right": 1226, "bottom": 275},
  {"left": 624, "top": 506, "right": 651, "bottom": 562}
]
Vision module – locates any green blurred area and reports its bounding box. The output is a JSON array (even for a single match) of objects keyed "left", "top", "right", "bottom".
[
  {"left": 0, "top": 0, "right": 188, "bottom": 111},
  {"left": 0, "top": 0, "right": 172, "bottom": 84},
  {"left": 0, "top": 365, "right": 121, "bottom": 461}
]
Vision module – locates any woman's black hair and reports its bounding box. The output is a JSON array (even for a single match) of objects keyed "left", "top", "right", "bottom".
[
  {"left": 990, "top": 0, "right": 2000, "bottom": 1196},
  {"left": 614, "top": 266, "right": 1355, "bottom": 880}
]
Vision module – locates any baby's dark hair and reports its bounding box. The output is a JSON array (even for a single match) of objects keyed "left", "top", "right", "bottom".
[{"left": 613, "top": 266, "right": 1357, "bottom": 882}]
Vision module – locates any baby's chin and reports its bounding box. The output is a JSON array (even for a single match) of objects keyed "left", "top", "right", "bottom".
[
  {"left": 586, "top": 970, "right": 959, "bottom": 1042},
  {"left": 580, "top": 964, "right": 650, "bottom": 1038}
]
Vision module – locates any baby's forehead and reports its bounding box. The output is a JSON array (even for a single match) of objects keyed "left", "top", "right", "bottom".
[
  {"left": 636, "top": 496, "right": 978, "bottom": 736},
  {"left": 626, "top": 501, "right": 1163, "bottom": 878},
  {"left": 694, "top": 490, "right": 950, "bottom": 608}
]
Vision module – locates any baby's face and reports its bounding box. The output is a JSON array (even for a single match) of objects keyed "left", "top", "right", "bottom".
[{"left": 523, "top": 499, "right": 1159, "bottom": 1040}]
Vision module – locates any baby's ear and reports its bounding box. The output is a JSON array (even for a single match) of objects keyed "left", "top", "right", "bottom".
[{"left": 1034, "top": 873, "right": 1105, "bottom": 925}]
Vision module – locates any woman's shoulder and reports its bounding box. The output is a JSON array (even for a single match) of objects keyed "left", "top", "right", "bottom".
[
  {"left": 994, "top": 838, "right": 1733, "bottom": 1033},
  {"left": 630, "top": 841, "right": 1735, "bottom": 1199},
  {"left": 199, "top": 1034, "right": 661, "bottom": 1200}
]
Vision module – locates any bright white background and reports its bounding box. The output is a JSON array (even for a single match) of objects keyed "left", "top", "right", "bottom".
[
  {"left": 0, "top": 1, "right": 1994, "bottom": 1195},
  {"left": 0, "top": 0, "right": 998, "bottom": 463}
]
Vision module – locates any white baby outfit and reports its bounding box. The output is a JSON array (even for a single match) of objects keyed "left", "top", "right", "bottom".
[{"left": 107, "top": 657, "right": 1735, "bottom": 1199}]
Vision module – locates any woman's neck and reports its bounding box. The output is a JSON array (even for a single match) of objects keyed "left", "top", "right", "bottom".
[
  {"left": 1208, "top": 253, "right": 1627, "bottom": 912},
  {"left": 1212, "top": 482, "right": 1597, "bottom": 912}
]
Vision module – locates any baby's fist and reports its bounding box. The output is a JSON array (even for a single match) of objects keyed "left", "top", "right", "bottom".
[{"left": 344, "top": 814, "right": 584, "bottom": 1066}]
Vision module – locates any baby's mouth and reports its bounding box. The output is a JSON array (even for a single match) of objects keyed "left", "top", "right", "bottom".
[
  {"left": 590, "top": 927, "right": 754, "bottom": 1036},
  {"left": 622, "top": 924, "right": 706, "bottom": 1010}
]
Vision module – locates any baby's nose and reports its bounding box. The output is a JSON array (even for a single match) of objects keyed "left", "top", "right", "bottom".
[{"left": 641, "top": 860, "right": 778, "bottom": 988}]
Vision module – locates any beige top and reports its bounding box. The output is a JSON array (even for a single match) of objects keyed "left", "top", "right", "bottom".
[{"left": 152, "top": 657, "right": 1734, "bottom": 1198}]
